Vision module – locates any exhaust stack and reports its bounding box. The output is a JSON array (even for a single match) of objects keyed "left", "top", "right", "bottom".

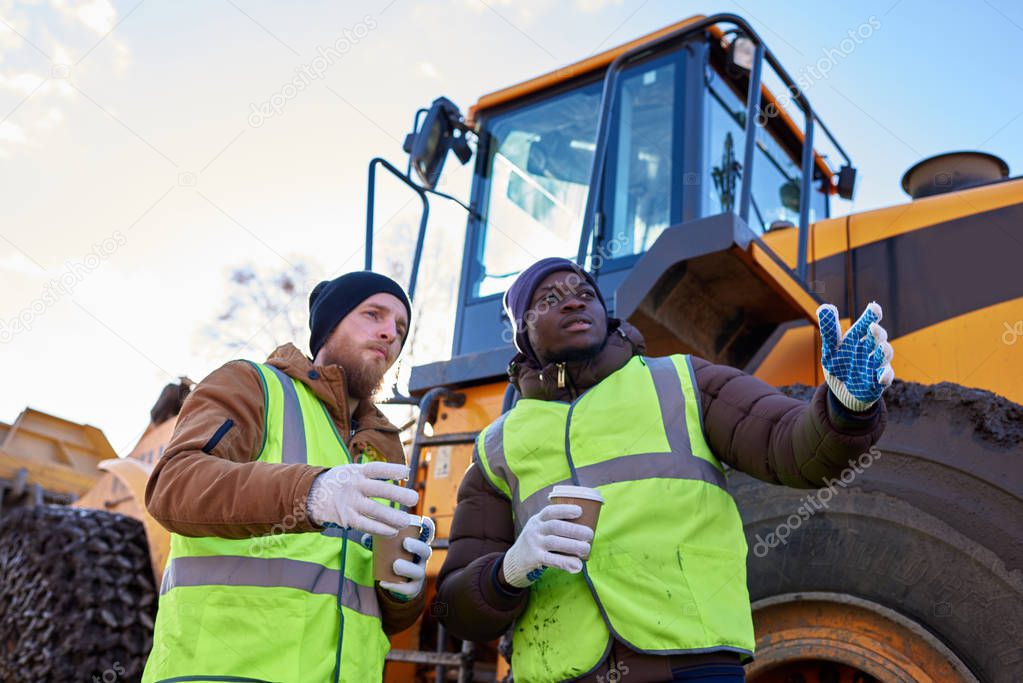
[{"left": 901, "top": 151, "right": 1009, "bottom": 199}]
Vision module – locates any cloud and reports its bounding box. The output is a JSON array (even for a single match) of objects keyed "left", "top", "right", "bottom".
[
  {"left": 0, "top": 250, "right": 41, "bottom": 276},
  {"left": 49, "top": 0, "right": 117, "bottom": 35},
  {"left": 73, "top": 0, "right": 117, "bottom": 34},
  {"left": 37, "top": 106, "right": 63, "bottom": 129},
  {"left": 0, "top": 0, "right": 131, "bottom": 155},
  {"left": 0, "top": 71, "right": 47, "bottom": 95},
  {"left": 459, "top": 0, "right": 622, "bottom": 22},
  {"left": 459, "top": 0, "right": 543, "bottom": 24},
  {"left": 574, "top": 0, "right": 624, "bottom": 11},
  {"left": 418, "top": 61, "right": 441, "bottom": 80},
  {"left": 0, "top": 121, "right": 28, "bottom": 144}
]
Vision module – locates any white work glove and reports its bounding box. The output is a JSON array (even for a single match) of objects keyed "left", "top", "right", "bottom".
[
  {"left": 380, "top": 516, "right": 436, "bottom": 600},
  {"left": 500, "top": 504, "right": 593, "bottom": 589},
  {"left": 306, "top": 462, "right": 419, "bottom": 537}
]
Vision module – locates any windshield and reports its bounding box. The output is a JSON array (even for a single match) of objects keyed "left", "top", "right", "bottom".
[
  {"left": 473, "top": 81, "right": 601, "bottom": 298},
  {"left": 470, "top": 44, "right": 829, "bottom": 300}
]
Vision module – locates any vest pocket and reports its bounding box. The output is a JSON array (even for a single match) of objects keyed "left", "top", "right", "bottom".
[
  {"left": 677, "top": 544, "right": 751, "bottom": 646},
  {"left": 588, "top": 542, "right": 706, "bottom": 648},
  {"left": 158, "top": 587, "right": 308, "bottom": 681},
  {"left": 512, "top": 568, "right": 608, "bottom": 682}
]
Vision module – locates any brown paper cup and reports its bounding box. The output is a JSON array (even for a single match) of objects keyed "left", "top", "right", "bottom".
[
  {"left": 373, "top": 515, "right": 423, "bottom": 584},
  {"left": 549, "top": 485, "right": 604, "bottom": 559}
]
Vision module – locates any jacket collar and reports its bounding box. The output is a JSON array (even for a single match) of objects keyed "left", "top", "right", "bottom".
[
  {"left": 266, "top": 343, "right": 403, "bottom": 463},
  {"left": 509, "top": 319, "right": 647, "bottom": 402}
]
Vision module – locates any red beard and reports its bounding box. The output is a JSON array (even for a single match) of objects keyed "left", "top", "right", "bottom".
[{"left": 333, "top": 345, "right": 388, "bottom": 400}]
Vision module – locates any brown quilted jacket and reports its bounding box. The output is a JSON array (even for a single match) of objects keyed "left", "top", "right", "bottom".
[
  {"left": 145, "top": 343, "right": 424, "bottom": 635},
  {"left": 434, "top": 321, "right": 887, "bottom": 680}
]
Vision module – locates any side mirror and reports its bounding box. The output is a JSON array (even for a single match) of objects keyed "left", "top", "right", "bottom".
[{"left": 404, "top": 96, "right": 472, "bottom": 190}]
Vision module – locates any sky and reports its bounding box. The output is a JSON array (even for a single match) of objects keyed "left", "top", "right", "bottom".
[{"left": 2, "top": 0, "right": 1021, "bottom": 452}]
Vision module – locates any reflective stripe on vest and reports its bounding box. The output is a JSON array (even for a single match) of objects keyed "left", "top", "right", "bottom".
[
  {"left": 478, "top": 356, "right": 727, "bottom": 533},
  {"left": 267, "top": 364, "right": 307, "bottom": 465},
  {"left": 143, "top": 362, "right": 389, "bottom": 683},
  {"left": 475, "top": 355, "right": 754, "bottom": 682},
  {"left": 160, "top": 556, "right": 381, "bottom": 619}
]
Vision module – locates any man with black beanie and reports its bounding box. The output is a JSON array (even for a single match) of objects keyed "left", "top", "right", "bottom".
[{"left": 144, "top": 271, "right": 433, "bottom": 682}]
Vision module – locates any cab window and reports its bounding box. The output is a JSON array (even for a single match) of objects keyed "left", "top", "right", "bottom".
[
  {"left": 473, "top": 81, "right": 601, "bottom": 297},
  {"left": 704, "top": 68, "right": 828, "bottom": 231}
]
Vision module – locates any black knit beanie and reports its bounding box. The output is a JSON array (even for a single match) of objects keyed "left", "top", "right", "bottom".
[{"left": 308, "top": 271, "right": 412, "bottom": 358}]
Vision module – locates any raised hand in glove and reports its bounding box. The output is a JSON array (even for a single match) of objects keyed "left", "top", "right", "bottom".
[
  {"left": 500, "top": 503, "right": 594, "bottom": 589},
  {"left": 817, "top": 301, "right": 895, "bottom": 412},
  {"left": 380, "top": 516, "right": 435, "bottom": 600},
  {"left": 307, "top": 461, "right": 419, "bottom": 537}
]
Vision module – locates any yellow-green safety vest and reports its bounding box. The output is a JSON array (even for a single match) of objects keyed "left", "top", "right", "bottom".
[
  {"left": 475, "top": 355, "right": 755, "bottom": 683},
  {"left": 143, "top": 362, "right": 390, "bottom": 683}
]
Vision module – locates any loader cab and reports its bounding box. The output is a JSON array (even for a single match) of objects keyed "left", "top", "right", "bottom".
[{"left": 408, "top": 15, "right": 853, "bottom": 390}]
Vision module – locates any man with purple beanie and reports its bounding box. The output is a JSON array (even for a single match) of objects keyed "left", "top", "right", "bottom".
[{"left": 435, "top": 257, "right": 893, "bottom": 682}]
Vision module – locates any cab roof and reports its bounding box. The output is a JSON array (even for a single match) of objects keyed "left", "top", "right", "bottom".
[{"left": 468, "top": 14, "right": 835, "bottom": 182}]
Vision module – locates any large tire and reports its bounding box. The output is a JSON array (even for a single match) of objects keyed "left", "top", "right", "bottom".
[
  {"left": 735, "top": 381, "right": 1023, "bottom": 682},
  {"left": 0, "top": 505, "right": 157, "bottom": 683}
]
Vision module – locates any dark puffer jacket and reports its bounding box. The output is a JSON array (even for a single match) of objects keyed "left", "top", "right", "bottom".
[{"left": 434, "top": 320, "right": 886, "bottom": 682}]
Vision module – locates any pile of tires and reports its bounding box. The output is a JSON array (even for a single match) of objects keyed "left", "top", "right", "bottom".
[{"left": 0, "top": 505, "right": 157, "bottom": 682}]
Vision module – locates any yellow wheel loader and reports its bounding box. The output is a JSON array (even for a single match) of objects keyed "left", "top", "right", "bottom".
[{"left": 2, "top": 12, "right": 1021, "bottom": 683}]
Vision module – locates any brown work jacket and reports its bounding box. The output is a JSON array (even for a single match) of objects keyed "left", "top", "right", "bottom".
[
  {"left": 145, "top": 342, "right": 424, "bottom": 635},
  {"left": 435, "top": 320, "right": 887, "bottom": 681}
]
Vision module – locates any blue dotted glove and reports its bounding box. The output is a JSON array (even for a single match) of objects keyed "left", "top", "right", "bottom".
[{"left": 817, "top": 302, "right": 895, "bottom": 411}]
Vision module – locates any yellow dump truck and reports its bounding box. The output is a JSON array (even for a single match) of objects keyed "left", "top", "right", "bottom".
[{"left": 1, "top": 12, "right": 1021, "bottom": 683}]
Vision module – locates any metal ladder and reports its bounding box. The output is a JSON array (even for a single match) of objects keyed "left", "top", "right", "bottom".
[{"left": 385, "top": 386, "right": 482, "bottom": 682}]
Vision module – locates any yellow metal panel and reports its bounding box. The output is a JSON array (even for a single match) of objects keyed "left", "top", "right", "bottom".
[
  {"left": 418, "top": 382, "right": 506, "bottom": 574},
  {"left": 751, "top": 324, "right": 822, "bottom": 388},
  {"left": 0, "top": 407, "right": 115, "bottom": 480},
  {"left": 0, "top": 450, "right": 99, "bottom": 496},
  {"left": 746, "top": 241, "right": 820, "bottom": 319},
  {"left": 79, "top": 458, "right": 169, "bottom": 585},
  {"left": 763, "top": 180, "right": 1023, "bottom": 281},
  {"left": 760, "top": 225, "right": 799, "bottom": 269},
  {"left": 809, "top": 215, "right": 851, "bottom": 270},
  {"left": 124, "top": 418, "right": 178, "bottom": 466},
  {"left": 812, "top": 179, "right": 1023, "bottom": 261},
  {"left": 887, "top": 297, "right": 1023, "bottom": 404}
]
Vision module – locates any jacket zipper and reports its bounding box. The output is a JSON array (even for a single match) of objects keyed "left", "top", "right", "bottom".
[{"left": 557, "top": 362, "right": 566, "bottom": 389}]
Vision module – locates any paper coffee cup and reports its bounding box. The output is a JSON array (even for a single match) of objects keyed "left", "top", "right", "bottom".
[
  {"left": 548, "top": 485, "right": 604, "bottom": 556},
  {"left": 373, "top": 514, "right": 423, "bottom": 584}
]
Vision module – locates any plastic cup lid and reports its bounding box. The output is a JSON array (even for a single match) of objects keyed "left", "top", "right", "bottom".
[{"left": 548, "top": 485, "right": 605, "bottom": 503}]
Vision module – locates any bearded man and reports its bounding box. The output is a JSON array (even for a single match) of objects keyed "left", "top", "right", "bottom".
[{"left": 144, "top": 271, "right": 432, "bottom": 683}]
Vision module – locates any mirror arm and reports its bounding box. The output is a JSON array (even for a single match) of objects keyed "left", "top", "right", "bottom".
[
  {"left": 365, "top": 156, "right": 478, "bottom": 301},
  {"left": 365, "top": 157, "right": 430, "bottom": 298}
]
